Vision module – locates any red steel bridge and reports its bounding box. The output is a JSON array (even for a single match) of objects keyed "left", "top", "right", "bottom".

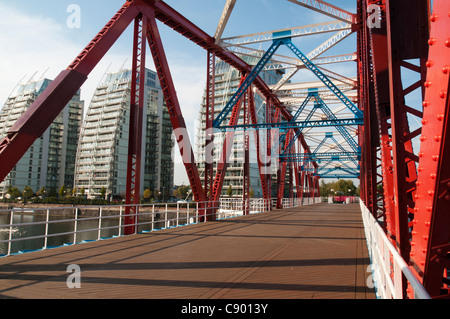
[{"left": 0, "top": 0, "right": 449, "bottom": 299}]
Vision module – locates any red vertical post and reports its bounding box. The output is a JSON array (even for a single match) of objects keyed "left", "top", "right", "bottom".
[
  {"left": 277, "top": 130, "right": 292, "bottom": 209},
  {"left": 205, "top": 50, "right": 215, "bottom": 204},
  {"left": 409, "top": 0, "right": 450, "bottom": 298},
  {"left": 243, "top": 87, "right": 250, "bottom": 215},
  {"left": 266, "top": 98, "right": 273, "bottom": 210},
  {"left": 210, "top": 74, "right": 246, "bottom": 219},
  {"left": 125, "top": 14, "right": 148, "bottom": 235}
]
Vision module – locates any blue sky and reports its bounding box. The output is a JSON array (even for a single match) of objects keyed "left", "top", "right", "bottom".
[{"left": 0, "top": 0, "right": 358, "bottom": 185}]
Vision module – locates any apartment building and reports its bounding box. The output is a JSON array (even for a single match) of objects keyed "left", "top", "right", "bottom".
[
  {"left": 74, "top": 68, "right": 174, "bottom": 199},
  {"left": 0, "top": 78, "right": 84, "bottom": 196}
]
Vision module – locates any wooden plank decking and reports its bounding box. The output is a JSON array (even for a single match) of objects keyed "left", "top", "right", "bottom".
[{"left": 0, "top": 203, "right": 375, "bottom": 299}]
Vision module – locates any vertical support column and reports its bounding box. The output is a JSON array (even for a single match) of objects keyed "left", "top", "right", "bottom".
[
  {"left": 358, "top": 0, "right": 379, "bottom": 219},
  {"left": 205, "top": 50, "right": 215, "bottom": 203},
  {"left": 265, "top": 98, "right": 273, "bottom": 210},
  {"left": 277, "top": 130, "right": 292, "bottom": 209},
  {"left": 210, "top": 74, "right": 246, "bottom": 219},
  {"left": 409, "top": 0, "right": 450, "bottom": 298},
  {"left": 125, "top": 14, "right": 148, "bottom": 235},
  {"left": 367, "top": 0, "right": 395, "bottom": 236},
  {"left": 289, "top": 154, "right": 294, "bottom": 200},
  {"left": 243, "top": 87, "right": 250, "bottom": 215}
]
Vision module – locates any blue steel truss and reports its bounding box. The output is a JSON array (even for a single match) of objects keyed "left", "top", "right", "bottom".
[
  {"left": 212, "top": 30, "right": 362, "bottom": 181},
  {"left": 217, "top": 118, "right": 363, "bottom": 131},
  {"left": 281, "top": 151, "right": 361, "bottom": 162},
  {"left": 280, "top": 38, "right": 362, "bottom": 119},
  {"left": 212, "top": 39, "right": 283, "bottom": 128},
  {"left": 318, "top": 174, "right": 359, "bottom": 179},
  {"left": 313, "top": 95, "right": 360, "bottom": 153},
  {"left": 213, "top": 31, "right": 363, "bottom": 128}
]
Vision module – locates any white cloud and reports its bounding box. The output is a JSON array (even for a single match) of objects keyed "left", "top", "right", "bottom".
[{"left": 0, "top": 2, "right": 129, "bottom": 110}]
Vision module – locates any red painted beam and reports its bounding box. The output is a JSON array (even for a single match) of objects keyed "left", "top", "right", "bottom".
[
  {"left": 409, "top": 0, "right": 450, "bottom": 298},
  {"left": 145, "top": 8, "right": 206, "bottom": 204}
]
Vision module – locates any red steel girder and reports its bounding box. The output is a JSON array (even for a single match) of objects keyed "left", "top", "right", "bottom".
[
  {"left": 410, "top": 0, "right": 450, "bottom": 298},
  {"left": 145, "top": 8, "right": 206, "bottom": 204},
  {"left": 357, "top": 0, "right": 380, "bottom": 221},
  {"left": 243, "top": 87, "right": 250, "bottom": 215},
  {"left": 385, "top": 0, "right": 429, "bottom": 276},
  {"left": 210, "top": 75, "right": 246, "bottom": 203},
  {"left": 204, "top": 50, "right": 216, "bottom": 201},
  {"left": 0, "top": 0, "right": 317, "bottom": 220},
  {"left": 124, "top": 14, "right": 148, "bottom": 235},
  {"left": 277, "top": 130, "right": 293, "bottom": 209}
]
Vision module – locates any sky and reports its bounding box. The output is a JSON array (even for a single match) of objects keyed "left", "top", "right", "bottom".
[{"left": 0, "top": 0, "right": 358, "bottom": 186}]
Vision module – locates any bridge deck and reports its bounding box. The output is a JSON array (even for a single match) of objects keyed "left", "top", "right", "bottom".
[{"left": 0, "top": 203, "right": 375, "bottom": 299}]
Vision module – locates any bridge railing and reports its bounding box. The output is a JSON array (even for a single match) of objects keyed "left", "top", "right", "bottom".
[
  {"left": 360, "top": 200, "right": 430, "bottom": 299},
  {"left": 0, "top": 197, "right": 323, "bottom": 257}
]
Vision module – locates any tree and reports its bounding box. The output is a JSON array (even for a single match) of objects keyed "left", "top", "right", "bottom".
[
  {"left": 227, "top": 184, "right": 233, "bottom": 197},
  {"left": 319, "top": 180, "right": 358, "bottom": 197},
  {"left": 143, "top": 188, "right": 152, "bottom": 202},
  {"left": 173, "top": 185, "right": 190, "bottom": 199},
  {"left": 7, "top": 186, "right": 21, "bottom": 199},
  {"left": 22, "top": 186, "right": 34, "bottom": 201},
  {"left": 249, "top": 187, "right": 254, "bottom": 198},
  {"left": 36, "top": 186, "right": 46, "bottom": 197},
  {"left": 59, "top": 185, "right": 67, "bottom": 198},
  {"left": 100, "top": 187, "right": 106, "bottom": 199},
  {"left": 80, "top": 187, "right": 85, "bottom": 197}
]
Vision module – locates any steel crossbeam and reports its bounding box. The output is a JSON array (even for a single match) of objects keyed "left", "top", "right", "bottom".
[
  {"left": 214, "top": 0, "right": 236, "bottom": 44},
  {"left": 213, "top": 40, "right": 283, "bottom": 127},
  {"left": 281, "top": 38, "right": 363, "bottom": 118},
  {"left": 214, "top": 32, "right": 361, "bottom": 130},
  {"left": 286, "top": 0, "right": 356, "bottom": 23},
  {"left": 218, "top": 118, "right": 363, "bottom": 131},
  {"left": 220, "top": 20, "right": 352, "bottom": 47}
]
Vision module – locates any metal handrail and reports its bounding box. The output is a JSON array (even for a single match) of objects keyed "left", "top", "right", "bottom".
[
  {"left": 360, "top": 200, "right": 430, "bottom": 299},
  {"left": 0, "top": 197, "right": 321, "bottom": 257}
]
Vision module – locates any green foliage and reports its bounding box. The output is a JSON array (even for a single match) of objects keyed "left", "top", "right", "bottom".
[
  {"left": 7, "top": 186, "right": 21, "bottom": 199},
  {"left": 100, "top": 187, "right": 106, "bottom": 199},
  {"left": 143, "top": 188, "right": 152, "bottom": 201},
  {"left": 319, "top": 180, "right": 358, "bottom": 197},
  {"left": 227, "top": 184, "right": 233, "bottom": 197},
  {"left": 22, "top": 186, "right": 34, "bottom": 201},
  {"left": 173, "top": 185, "right": 190, "bottom": 199},
  {"left": 36, "top": 186, "right": 46, "bottom": 197},
  {"left": 58, "top": 185, "right": 67, "bottom": 198}
]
